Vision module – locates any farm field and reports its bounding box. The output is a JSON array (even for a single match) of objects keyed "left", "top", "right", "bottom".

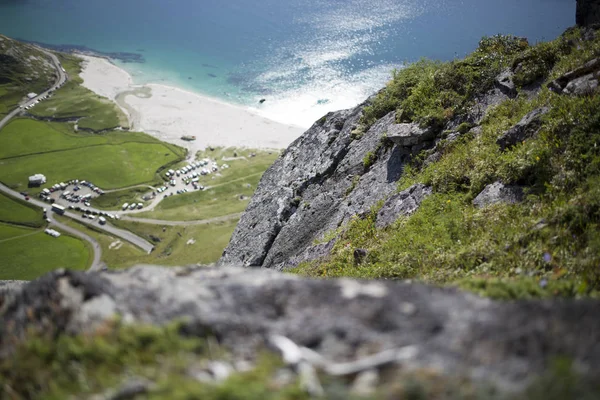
[
  {"left": 0, "top": 119, "right": 171, "bottom": 159},
  {"left": 0, "top": 142, "right": 181, "bottom": 192},
  {"left": 0, "top": 222, "right": 90, "bottom": 280},
  {"left": 0, "top": 192, "right": 44, "bottom": 227}
]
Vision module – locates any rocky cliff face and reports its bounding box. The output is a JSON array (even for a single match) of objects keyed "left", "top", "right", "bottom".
[
  {"left": 577, "top": 0, "right": 600, "bottom": 26},
  {"left": 221, "top": 79, "right": 515, "bottom": 270}
]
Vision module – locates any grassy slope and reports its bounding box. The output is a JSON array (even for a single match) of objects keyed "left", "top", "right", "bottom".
[
  {"left": 0, "top": 192, "right": 44, "bottom": 227},
  {"left": 0, "top": 141, "right": 180, "bottom": 191},
  {"left": 137, "top": 147, "right": 278, "bottom": 221},
  {"left": 56, "top": 215, "right": 237, "bottom": 269},
  {"left": 0, "top": 222, "right": 90, "bottom": 280},
  {"left": 293, "top": 28, "right": 600, "bottom": 300},
  {"left": 29, "top": 53, "right": 128, "bottom": 131},
  {"left": 0, "top": 35, "right": 55, "bottom": 119},
  {"left": 111, "top": 219, "right": 238, "bottom": 268}
]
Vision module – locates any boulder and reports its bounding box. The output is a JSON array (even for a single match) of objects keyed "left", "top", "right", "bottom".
[
  {"left": 473, "top": 182, "right": 524, "bottom": 208},
  {"left": 577, "top": 0, "right": 600, "bottom": 26},
  {"left": 497, "top": 107, "right": 549, "bottom": 150},
  {"left": 387, "top": 123, "right": 437, "bottom": 147},
  {"left": 494, "top": 69, "right": 517, "bottom": 98},
  {"left": 1, "top": 266, "right": 600, "bottom": 388},
  {"left": 376, "top": 184, "right": 432, "bottom": 229},
  {"left": 549, "top": 58, "right": 600, "bottom": 96}
]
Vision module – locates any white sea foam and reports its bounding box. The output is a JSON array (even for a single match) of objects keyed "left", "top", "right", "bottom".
[{"left": 245, "top": 0, "right": 428, "bottom": 127}]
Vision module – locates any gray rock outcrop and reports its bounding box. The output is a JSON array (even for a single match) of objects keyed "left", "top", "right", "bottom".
[
  {"left": 222, "top": 72, "right": 512, "bottom": 270},
  {"left": 549, "top": 58, "right": 600, "bottom": 96},
  {"left": 376, "top": 184, "right": 432, "bottom": 229},
  {"left": 577, "top": 0, "right": 600, "bottom": 26},
  {"left": 387, "top": 122, "right": 437, "bottom": 148},
  {"left": 1, "top": 267, "right": 599, "bottom": 389},
  {"left": 497, "top": 107, "right": 549, "bottom": 150},
  {"left": 220, "top": 107, "right": 410, "bottom": 270},
  {"left": 473, "top": 182, "right": 525, "bottom": 208},
  {"left": 494, "top": 69, "right": 518, "bottom": 98}
]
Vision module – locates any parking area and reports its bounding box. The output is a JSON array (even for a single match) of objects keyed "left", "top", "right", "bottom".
[
  {"left": 152, "top": 158, "right": 229, "bottom": 200},
  {"left": 38, "top": 179, "right": 120, "bottom": 224}
]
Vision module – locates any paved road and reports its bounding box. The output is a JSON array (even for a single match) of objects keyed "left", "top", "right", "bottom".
[
  {"left": 0, "top": 182, "right": 154, "bottom": 254},
  {"left": 0, "top": 47, "right": 67, "bottom": 131},
  {"left": 121, "top": 212, "right": 243, "bottom": 226}
]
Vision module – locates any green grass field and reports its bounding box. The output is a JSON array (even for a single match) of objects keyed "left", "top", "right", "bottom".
[
  {"left": 111, "top": 219, "right": 238, "bottom": 268},
  {"left": 29, "top": 54, "right": 128, "bottom": 132},
  {"left": 0, "top": 142, "right": 180, "bottom": 191},
  {"left": 139, "top": 175, "right": 260, "bottom": 221},
  {"left": 93, "top": 186, "right": 153, "bottom": 210},
  {"left": 58, "top": 216, "right": 237, "bottom": 269},
  {"left": 0, "top": 223, "right": 90, "bottom": 280},
  {"left": 137, "top": 147, "right": 277, "bottom": 221},
  {"left": 55, "top": 215, "right": 145, "bottom": 270},
  {"left": 0, "top": 192, "right": 44, "bottom": 227}
]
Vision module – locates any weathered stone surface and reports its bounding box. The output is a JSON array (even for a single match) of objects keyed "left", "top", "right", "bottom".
[
  {"left": 473, "top": 182, "right": 525, "bottom": 208},
  {"left": 494, "top": 69, "right": 517, "bottom": 98},
  {"left": 0, "top": 280, "right": 26, "bottom": 295},
  {"left": 577, "top": 0, "right": 600, "bottom": 26},
  {"left": 222, "top": 77, "right": 516, "bottom": 270},
  {"left": 376, "top": 184, "right": 432, "bottom": 229},
  {"left": 221, "top": 108, "right": 409, "bottom": 270},
  {"left": 549, "top": 58, "right": 600, "bottom": 96},
  {"left": 497, "top": 107, "right": 549, "bottom": 150},
  {"left": 387, "top": 123, "right": 437, "bottom": 147},
  {"left": 2, "top": 266, "right": 600, "bottom": 388}
]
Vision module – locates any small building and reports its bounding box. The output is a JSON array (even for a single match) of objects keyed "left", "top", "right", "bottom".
[
  {"left": 27, "top": 93, "right": 37, "bottom": 99},
  {"left": 28, "top": 174, "right": 47, "bottom": 186}
]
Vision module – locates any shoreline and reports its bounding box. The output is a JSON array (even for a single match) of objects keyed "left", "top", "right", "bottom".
[{"left": 78, "top": 55, "right": 305, "bottom": 153}]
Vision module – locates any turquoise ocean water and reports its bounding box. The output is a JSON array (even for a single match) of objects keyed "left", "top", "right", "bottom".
[{"left": 0, "top": 0, "right": 574, "bottom": 127}]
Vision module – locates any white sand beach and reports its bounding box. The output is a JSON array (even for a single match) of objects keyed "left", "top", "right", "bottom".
[{"left": 79, "top": 55, "right": 305, "bottom": 152}]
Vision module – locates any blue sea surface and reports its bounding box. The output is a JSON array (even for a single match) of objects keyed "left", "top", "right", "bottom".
[{"left": 0, "top": 0, "right": 574, "bottom": 126}]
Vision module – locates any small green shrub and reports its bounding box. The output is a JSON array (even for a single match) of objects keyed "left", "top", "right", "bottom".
[{"left": 363, "top": 151, "right": 376, "bottom": 169}]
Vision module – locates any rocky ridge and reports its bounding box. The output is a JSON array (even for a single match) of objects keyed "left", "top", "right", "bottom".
[
  {"left": 220, "top": 68, "right": 523, "bottom": 270},
  {"left": 1, "top": 266, "right": 599, "bottom": 392}
]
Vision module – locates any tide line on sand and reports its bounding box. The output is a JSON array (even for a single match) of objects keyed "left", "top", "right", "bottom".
[{"left": 79, "top": 55, "right": 306, "bottom": 152}]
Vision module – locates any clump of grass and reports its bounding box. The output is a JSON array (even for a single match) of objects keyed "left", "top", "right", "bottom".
[{"left": 361, "top": 35, "right": 529, "bottom": 129}]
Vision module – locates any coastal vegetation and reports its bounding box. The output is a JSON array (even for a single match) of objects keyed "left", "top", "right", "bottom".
[
  {"left": 292, "top": 27, "right": 600, "bottom": 299},
  {"left": 28, "top": 53, "right": 128, "bottom": 131},
  {"left": 0, "top": 223, "right": 90, "bottom": 280},
  {"left": 0, "top": 34, "right": 55, "bottom": 119},
  {"left": 0, "top": 35, "right": 191, "bottom": 279}
]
